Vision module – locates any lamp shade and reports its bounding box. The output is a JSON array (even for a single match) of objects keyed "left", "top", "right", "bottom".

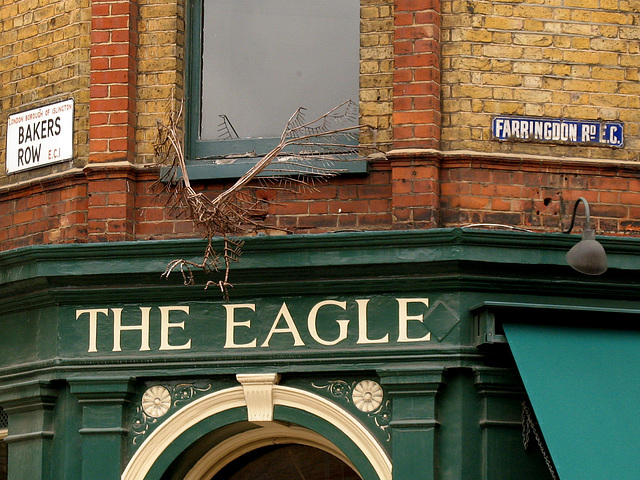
[{"left": 566, "top": 228, "right": 608, "bottom": 275}]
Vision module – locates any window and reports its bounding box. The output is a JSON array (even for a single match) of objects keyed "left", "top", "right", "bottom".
[{"left": 186, "top": 0, "right": 362, "bottom": 176}]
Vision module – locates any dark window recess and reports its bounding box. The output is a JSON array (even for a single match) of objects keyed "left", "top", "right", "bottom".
[
  {"left": 213, "top": 444, "right": 361, "bottom": 480},
  {"left": 0, "top": 408, "right": 7, "bottom": 429},
  {"left": 0, "top": 407, "right": 7, "bottom": 480}
]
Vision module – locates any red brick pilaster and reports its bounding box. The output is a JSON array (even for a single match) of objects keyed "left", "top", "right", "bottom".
[
  {"left": 89, "top": 0, "right": 138, "bottom": 163},
  {"left": 393, "top": 0, "right": 441, "bottom": 149},
  {"left": 85, "top": 163, "right": 137, "bottom": 242},
  {"left": 390, "top": 151, "right": 441, "bottom": 229}
]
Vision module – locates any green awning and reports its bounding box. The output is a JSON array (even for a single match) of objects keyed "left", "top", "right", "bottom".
[{"left": 503, "top": 322, "right": 640, "bottom": 480}]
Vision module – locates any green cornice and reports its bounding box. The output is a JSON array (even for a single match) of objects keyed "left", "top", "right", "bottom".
[
  {"left": 0, "top": 228, "right": 639, "bottom": 384},
  {"left": 0, "top": 228, "right": 639, "bottom": 307},
  {"left": 0, "top": 345, "right": 483, "bottom": 385}
]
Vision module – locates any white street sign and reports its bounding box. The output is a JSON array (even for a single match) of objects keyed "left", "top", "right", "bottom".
[{"left": 6, "top": 99, "right": 74, "bottom": 174}]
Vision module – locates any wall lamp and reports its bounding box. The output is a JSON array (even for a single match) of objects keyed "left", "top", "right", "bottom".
[{"left": 563, "top": 197, "right": 608, "bottom": 275}]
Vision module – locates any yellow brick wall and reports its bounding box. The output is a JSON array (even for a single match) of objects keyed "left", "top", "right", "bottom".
[
  {"left": 5, "top": 0, "right": 636, "bottom": 172},
  {"left": 135, "top": 0, "right": 185, "bottom": 163},
  {"left": 0, "top": 0, "right": 91, "bottom": 184},
  {"left": 360, "top": 0, "right": 394, "bottom": 150},
  {"left": 441, "top": 0, "right": 640, "bottom": 161}
]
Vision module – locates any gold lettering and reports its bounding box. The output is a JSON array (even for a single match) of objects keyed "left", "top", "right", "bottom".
[
  {"left": 397, "top": 298, "right": 431, "bottom": 342},
  {"left": 76, "top": 308, "right": 109, "bottom": 353},
  {"left": 112, "top": 307, "right": 151, "bottom": 352},
  {"left": 307, "top": 300, "right": 349, "bottom": 346},
  {"left": 223, "top": 304, "right": 257, "bottom": 348},
  {"left": 158, "top": 306, "right": 192, "bottom": 351},
  {"left": 261, "top": 303, "right": 305, "bottom": 347},
  {"left": 356, "top": 299, "right": 389, "bottom": 344}
]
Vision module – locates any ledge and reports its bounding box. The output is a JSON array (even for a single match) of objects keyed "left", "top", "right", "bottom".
[
  {"left": 162, "top": 157, "right": 369, "bottom": 181},
  {"left": 386, "top": 148, "right": 640, "bottom": 170}
]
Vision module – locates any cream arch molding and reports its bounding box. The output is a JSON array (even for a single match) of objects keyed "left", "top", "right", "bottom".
[
  {"left": 121, "top": 374, "right": 392, "bottom": 480},
  {"left": 183, "top": 421, "right": 358, "bottom": 479}
]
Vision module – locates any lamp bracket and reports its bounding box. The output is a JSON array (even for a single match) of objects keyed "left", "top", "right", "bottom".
[{"left": 563, "top": 197, "right": 591, "bottom": 234}]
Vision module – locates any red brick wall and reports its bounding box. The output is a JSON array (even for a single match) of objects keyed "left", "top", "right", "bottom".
[
  {"left": 1, "top": 153, "right": 639, "bottom": 252},
  {"left": 90, "top": 0, "right": 138, "bottom": 164},
  {"left": 268, "top": 165, "right": 393, "bottom": 233},
  {"left": 431, "top": 152, "right": 640, "bottom": 234},
  {"left": 393, "top": 0, "right": 442, "bottom": 149},
  {"left": 0, "top": 172, "right": 88, "bottom": 249}
]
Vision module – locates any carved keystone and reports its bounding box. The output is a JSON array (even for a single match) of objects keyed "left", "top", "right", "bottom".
[{"left": 236, "top": 373, "right": 281, "bottom": 422}]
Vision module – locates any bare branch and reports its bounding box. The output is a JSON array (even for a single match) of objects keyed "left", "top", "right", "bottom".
[{"left": 154, "top": 99, "right": 375, "bottom": 298}]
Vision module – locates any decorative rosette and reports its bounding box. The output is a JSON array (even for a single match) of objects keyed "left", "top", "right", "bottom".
[
  {"left": 352, "top": 380, "right": 384, "bottom": 413},
  {"left": 141, "top": 386, "right": 171, "bottom": 418}
]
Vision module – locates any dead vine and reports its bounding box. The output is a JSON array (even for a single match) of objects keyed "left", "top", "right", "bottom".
[{"left": 154, "top": 99, "right": 374, "bottom": 299}]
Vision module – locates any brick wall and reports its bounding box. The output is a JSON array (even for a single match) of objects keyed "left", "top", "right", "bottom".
[
  {"left": 393, "top": 0, "right": 442, "bottom": 150},
  {"left": 269, "top": 164, "right": 393, "bottom": 232},
  {"left": 435, "top": 152, "right": 640, "bottom": 234},
  {"left": 1, "top": 0, "right": 640, "bottom": 253},
  {"left": 0, "top": 153, "right": 640, "bottom": 250},
  {"left": 0, "top": 0, "right": 91, "bottom": 184},
  {"left": 89, "top": 0, "right": 138, "bottom": 164},
  {"left": 441, "top": 0, "right": 640, "bottom": 160},
  {"left": 360, "top": 0, "right": 394, "bottom": 150},
  {"left": 135, "top": 0, "right": 185, "bottom": 164}
]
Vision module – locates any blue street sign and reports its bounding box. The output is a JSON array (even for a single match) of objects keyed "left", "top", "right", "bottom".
[{"left": 492, "top": 116, "right": 624, "bottom": 148}]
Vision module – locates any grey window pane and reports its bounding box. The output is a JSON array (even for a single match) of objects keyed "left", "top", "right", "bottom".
[{"left": 201, "top": 0, "right": 360, "bottom": 140}]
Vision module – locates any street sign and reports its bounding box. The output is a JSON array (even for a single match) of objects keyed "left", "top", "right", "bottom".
[
  {"left": 492, "top": 116, "right": 623, "bottom": 148},
  {"left": 6, "top": 98, "right": 74, "bottom": 174}
]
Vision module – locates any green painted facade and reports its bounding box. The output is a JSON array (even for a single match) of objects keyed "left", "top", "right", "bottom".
[{"left": 0, "top": 229, "right": 638, "bottom": 479}]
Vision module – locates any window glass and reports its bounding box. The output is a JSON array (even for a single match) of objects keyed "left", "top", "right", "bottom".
[{"left": 201, "top": 0, "right": 360, "bottom": 141}]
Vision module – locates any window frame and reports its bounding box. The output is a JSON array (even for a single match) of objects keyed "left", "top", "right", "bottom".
[{"left": 184, "top": 0, "right": 368, "bottom": 179}]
